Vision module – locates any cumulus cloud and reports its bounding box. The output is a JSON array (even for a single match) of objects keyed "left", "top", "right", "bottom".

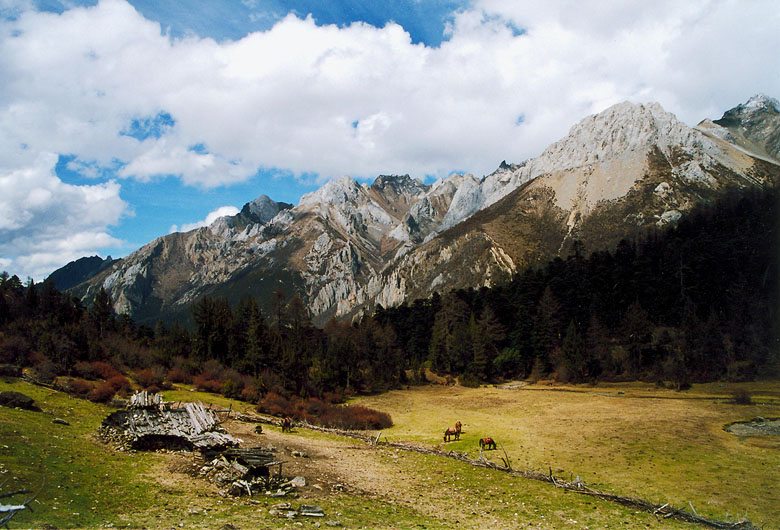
[
  {"left": 169, "top": 205, "right": 239, "bottom": 233},
  {"left": 1, "top": 0, "right": 779, "bottom": 279},
  {"left": 4, "top": 0, "right": 777, "bottom": 188},
  {"left": 0, "top": 153, "right": 127, "bottom": 280}
]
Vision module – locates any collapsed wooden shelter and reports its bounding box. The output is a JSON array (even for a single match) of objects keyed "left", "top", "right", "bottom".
[
  {"left": 100, "top": 391, "right": 241, "bottom": 451},
  {"left": 99, "top": 392, "right": 290, "bottom": 496}
]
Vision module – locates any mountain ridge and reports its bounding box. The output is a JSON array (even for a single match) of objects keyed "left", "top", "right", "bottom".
[{"left": 60, "top": 96, "right": 780, "bottom": 325}]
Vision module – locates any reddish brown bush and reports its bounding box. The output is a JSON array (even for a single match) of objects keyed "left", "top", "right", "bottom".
[
  {"left": 192, "top": 373, "right": 223, "bottom": 393},
  {"left": 135, "top": 365, "right": 168, "bottom": 389},
  {"left": 74, "top": 361, "right": 120, "bottom": 380},
  {"left": 88, "top": 381, "right": 115, "bottom": 403},
  {"left": 257, "top": 394, "right": 392, "bottom": 430},
  {"left": 257, "top": 392, "right": 293, "bottom": 417},
  {"left": 167, "top": 367, "right": 191, "bottom": 384},
  {"left": 323, "top": 391, "right": 344, "bottom": 404},
  {"left": 106, "top": 374, "right": 132, "bottom": 395},
  {"left": 240, "top": 386, "right": 259, "bottom": 403},
  {"left": 68, "top": 378, "right": 95, "bottom": 396}
]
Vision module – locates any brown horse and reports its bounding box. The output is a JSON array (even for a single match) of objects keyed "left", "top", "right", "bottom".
[
  {"left": 443, "top": 421, "right": 462, "bottom": 442},
  {"left": 479, "top": 437, "right": 496, "bottom": 450},
  {"left": 281, "top": 416, "right": 292, "bottom": 433}
]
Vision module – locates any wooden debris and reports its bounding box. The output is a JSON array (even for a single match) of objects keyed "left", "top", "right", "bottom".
[
  {"left": 100, "top": 392, "right": 240, "bottom": 451},
  {"left": 199, "top": 446, "right": 288, "bottom": 496}
]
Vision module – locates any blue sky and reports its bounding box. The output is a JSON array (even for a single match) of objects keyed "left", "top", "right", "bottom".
[
  {"left": 1, "top": 0, "right": 779, "bottom": 280},
  {"left": 26, "top": 0, "right": 467, "bottom": 45}
]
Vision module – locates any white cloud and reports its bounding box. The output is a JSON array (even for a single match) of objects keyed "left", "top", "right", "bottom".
[
  {"left": 0, "top": 153, "right": 127, "bottom": 280},
  {"left": 1, "top": 0, "right": 779, "bottom": 279},
  {"left": 4, "top": 0, "right": 777, "bottom": 189},
  {"left": 170, "top": 205, "right": 239, "bottom": 233}
]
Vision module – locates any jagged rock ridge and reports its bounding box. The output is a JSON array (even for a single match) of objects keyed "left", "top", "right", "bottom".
[{"left": 63, "top": 96, "right": 780, "bottom": 325}]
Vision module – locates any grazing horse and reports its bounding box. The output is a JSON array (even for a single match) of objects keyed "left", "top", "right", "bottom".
[
  {"left": 443, "top": 421, "right": 462, "bottom": 442},
  {"left": 281, "top": 416, "right": 292, "bottom": 433},
  {"left": 479, "top": 437, "right": 496, "bottom": 450}
]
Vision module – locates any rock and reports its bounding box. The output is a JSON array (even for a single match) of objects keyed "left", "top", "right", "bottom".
[
  {"left": 52, "top": 418, "right": 70, "bottom": 425},
  {"left": 254, "top": 425, "right": 263, "bottom": 434},
  {"left": 0, "top": 391, "right": 40, "bottom": 411},
  {"left": 289, "top": 476, "right": 306, "bottom": 488},
  {"left": 326, "top": 521, "right": 342, "bottom": 527},
  {"left": 299, "top": 505, "right": 325, "bottom": 517},
  {"left": 291, "top": 450, "right": 308, "bottom": 458}
]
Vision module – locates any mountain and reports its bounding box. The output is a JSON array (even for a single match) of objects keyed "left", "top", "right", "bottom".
[
  {"left": 47, "top": 255, "right": 117, "bottom": 291},
  {"left": 709, "top": 94, "right": 780, "bottom": 161},
  {"left": 61, "top": 96, "right": 780, "bottom": 325}
]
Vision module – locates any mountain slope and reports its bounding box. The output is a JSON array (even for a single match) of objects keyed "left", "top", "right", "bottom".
[{"left": 63, "top": 96, "right": 780, "bottom": 325}]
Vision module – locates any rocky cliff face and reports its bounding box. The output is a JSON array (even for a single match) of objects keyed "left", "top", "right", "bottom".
[{"left": 67, "top": 97, "right": 780, "bottom": 325}]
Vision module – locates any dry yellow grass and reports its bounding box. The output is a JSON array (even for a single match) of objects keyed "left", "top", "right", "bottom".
[{"left": 353, "top": 380, "right": 780, "bottom": 527}]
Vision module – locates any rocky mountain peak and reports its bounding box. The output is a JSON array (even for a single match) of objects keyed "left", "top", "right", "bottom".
[
  {"left": 299, "top": 175, "right": 362, "bottom": 208},
  {"left": 537, "top": 101, "right": 695, "bottom": 168},
  {"left": 440, "top": 101, "right": 707, "bottom": 230},
  {"left": 240, "top": 195, "right": 290, "bottom": 225},
  {"left": 370, "top": 174, "right": 428, "bottom": 197},
  {"left": 713, "top": 94, "right": 780, "bottom": 161}
]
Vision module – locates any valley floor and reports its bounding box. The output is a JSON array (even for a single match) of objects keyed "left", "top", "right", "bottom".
[{"left": 1, "top": 379, "right": 778, "bottom": 529}]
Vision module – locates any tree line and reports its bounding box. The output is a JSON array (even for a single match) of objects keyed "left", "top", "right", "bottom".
[{"left": 0, "top": 186, "right": 776, "bottom": 404}]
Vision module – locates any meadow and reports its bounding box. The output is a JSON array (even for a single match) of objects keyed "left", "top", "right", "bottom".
[{"left": 1, "top": 377, "right": 777, "bottom": 529}]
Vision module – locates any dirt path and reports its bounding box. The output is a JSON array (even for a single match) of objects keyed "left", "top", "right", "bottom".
[{"left": 224, "top": 419, "right": 542, "bottom": 529}]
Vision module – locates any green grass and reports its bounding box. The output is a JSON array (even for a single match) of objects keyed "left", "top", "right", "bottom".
[
  {"left": 2, "top": 378, "right": 776, "bottom": 529},
  {"left": 354, "top": 381, "right": 780, "bottom": 527}
]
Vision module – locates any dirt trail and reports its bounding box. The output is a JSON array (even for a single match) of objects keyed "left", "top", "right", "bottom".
[{"left": 224, "top": 419, "right": 538, "bottom": 529}]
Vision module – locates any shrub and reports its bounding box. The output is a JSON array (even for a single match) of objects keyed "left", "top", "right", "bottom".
[
  {"left": 240, "top": 385, "right": 260, "bottom": 404},
  {"left": 88, "top": 381, "right": 116, "bottom": 403},
  {"left": 257, "top": 394, "right": 392, "bottom": 430},
  {"left": 68, "top": 378, "right": 95, "bottom": 396},
  {"left": 459, "top": 372, "right": 481, "bottom": 388},
  {"left": 732, "top": 388, "right": 753, "bottom": 405},
  {"left": 135, "top": 365, "right": 169, "bottom": 389},
  {"left": 192, "top": 373, "right": 223, "bottom": 393},
  {"left": 106, "top": 374, "right": 132, "bottom": 395},
  {"left": 0, "top": 334, "right": 31, "bottom": 364},
  {"left": 323, "top": 390, "right": 344, "bottom": 404},
  {"left": 221, "top": 379, "right": 243, "bottom": 400},
  {"left": 257, "top": 392, "right": 294, "bottom": 417},
  {"left": 74, "top": 361, "right": 121, "bottom": 380},
  {"left": 167, "top": 367, "right": 191, "bottom": 384}
]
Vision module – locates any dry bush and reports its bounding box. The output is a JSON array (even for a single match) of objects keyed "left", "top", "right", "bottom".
[
  {"left": 257, "top": 393, "right": 392, "bottom": 430},
  {"left": 68, "top": 378, "right": 95, "bottom": 396},
  {"left": 106, "top": 374, "right": 132, "bottom": 395},
  {"left": 167, "top": 367, "right": 191, "bottom": 384},
  {"left": 192, "top": 373, "right": 223, "bottom": 393},
  {"left": 240, "top": 385, "right": 260, "bottom": 403},
  {"left": 135, "top": 365, "right": 168, "bottom": 389},
  {"left": 257, "top": 392, "right": 292, "bottom": 417},
  {"left": 88, "top": 381, "right": 116, "bottom": 403},
  {"left": 74, "top": 361, "right": 120, "bottom": 380}
]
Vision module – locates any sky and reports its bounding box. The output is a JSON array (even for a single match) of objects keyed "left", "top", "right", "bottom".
[{"left": 1, "top": 0, "right": 779, "bottom": 281}]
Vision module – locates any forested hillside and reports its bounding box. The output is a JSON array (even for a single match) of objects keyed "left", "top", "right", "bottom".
[{"left": 1, "top": 187, "right": 777, "bottom": 406}]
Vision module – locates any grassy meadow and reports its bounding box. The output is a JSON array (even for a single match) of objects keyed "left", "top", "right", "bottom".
[
  {"left": 1, "top": 377, "right": 778, "bottom": 529},
  {"left": 354, "top": 381, "right": 780, "bottom": 527}
]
